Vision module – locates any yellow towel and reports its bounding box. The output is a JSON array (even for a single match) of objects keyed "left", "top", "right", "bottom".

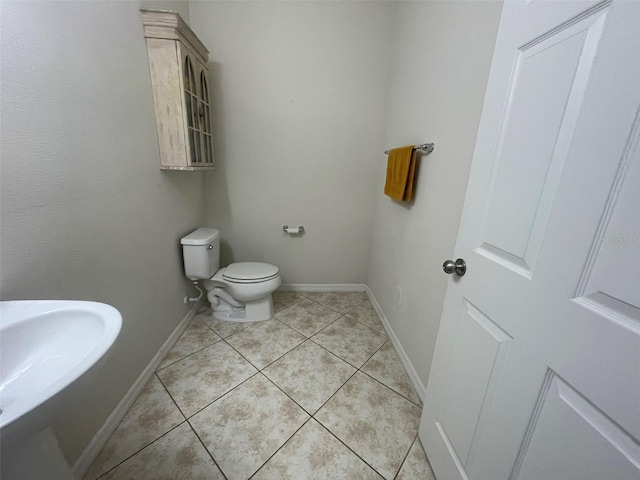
[{"left": 384, "top": 146, "right": 417, "bottom": 202}]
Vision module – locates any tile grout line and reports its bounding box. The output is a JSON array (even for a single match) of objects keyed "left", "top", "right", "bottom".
[
  {"left": 276, "top": 294, "right": 378, "bottom": 338},
  {"left": 155, "top": 370, "right": 191, "bottom": 422},
  {"left": 156, "top": 337, "right": 222, "bottom": 372},
  {"left": 153, "top": 364, "right": 228, "bottom": 478},
  {"left": 255, "top": 370, "right": 315, "bottom": 416},
  {"left": 359, "top": 368, "right": 423, "bottom": 408},
  {"left": 353, "top": 339, "right": 424, "bottom": 407},
  {"left": 277, "top": 311, "right": 342, "bottom": 338},
  {"left": 292, "top": 337, "right": 359, "bottom": 373},
  {"left": 273, "top": 295, "right": 307, "bottom": 314},
  {"left": 223, "top": 319, "right": 308, "bottom": 371},
  {"left": 307, "top": 336, "right": 363, "bottom": 370},
  {"left": 310, "top": 368, "right": 359, "bottom": 416},
  {"left": 298, "top": 292, "right": 368, "bottom": 316},
  {"left": 393, "top": 434, "right": 419, "bottom": 480},
  {"left": 185, "top": 417, "right": 229, "bottom": 480},
  {"left": 275, "top": 298, "right": 347, "bottom": 336},
  {"left": 246, "top": 417, "right": 314, "bottom": 479},
  {"left": 181, "top": 367, "right": 261, "bottom": 419},
  {"left": 92, "top": 420, "right": 188, "bottom": 480},
  {"left": 152, "top": 368, "right": 234, "bottom": 478},
  {"left": 307, "top": 320, "right": 386, "bottom": 371},
  {"left": 89, "top": 372, "right": 188, "bottom": 479},
  {"left": 346, "top": 313, "right": 389, "bottom": 336},
  {"left": 309, "top": 315, "right": 387, "bottom": 353},
  {"left": 188, "top": 370, "right": 263, "bottom": 419},
  {"left": 200, "top": 317, "right": 255, "bottom": 339},
  {"left": 194, "top": 314, "right": 217, "bottom": 334},
  {"left": 355, "top": 338, "right": 423, "bottom": 406},
  {"left": 313, "top": 417, "right": 387, "bottom": 480}
]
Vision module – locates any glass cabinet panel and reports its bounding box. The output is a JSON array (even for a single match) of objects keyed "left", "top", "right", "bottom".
[
  {"left": 184, "top": 56, "right": 201, "bottom": 164},
  {"left": 200, "top": 71, "right": 213, "bottom": 165}
]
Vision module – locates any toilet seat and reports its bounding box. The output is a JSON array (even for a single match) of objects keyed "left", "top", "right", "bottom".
[{"left": 222, "top": 262, "right": 279, "bottom": 284}]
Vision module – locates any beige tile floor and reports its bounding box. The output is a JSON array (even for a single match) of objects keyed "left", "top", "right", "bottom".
[{"left": 85, "top": 292, "right": 436, "bottom": 480}]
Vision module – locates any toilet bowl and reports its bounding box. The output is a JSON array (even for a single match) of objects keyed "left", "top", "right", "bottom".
[
  {"left": 181, "top": 228, "right": 281, "bottom": 322},
  {"left": 204, "top": 263, "right": 281, "bottom": 322}
]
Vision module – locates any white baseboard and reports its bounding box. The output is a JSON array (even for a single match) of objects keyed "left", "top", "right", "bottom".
[
  {"left": 365, "top": 286, "right": 427, "bottom": 402},
  {"left": 72, "top": 299, "right": 204, "bottom": 479},
  {"left": 279, "top": 283, "right": 366, "bottom": 292}
]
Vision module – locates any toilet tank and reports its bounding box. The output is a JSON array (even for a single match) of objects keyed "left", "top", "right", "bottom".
[{"left": 180, "top": 228, "right": 220, "bottom": 280}]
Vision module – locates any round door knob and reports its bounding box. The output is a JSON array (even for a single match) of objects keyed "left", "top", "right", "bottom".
[{"left": 442, "top": 258, "right": 466, "bottom": 277}]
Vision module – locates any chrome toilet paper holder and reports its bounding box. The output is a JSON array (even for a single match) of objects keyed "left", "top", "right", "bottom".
[{"left": 283, "top": 225, "right": 305, "bottom": 235}]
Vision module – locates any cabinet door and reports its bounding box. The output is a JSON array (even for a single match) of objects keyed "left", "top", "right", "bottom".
[{"left": 179, "top": 45, "right": 214, "bottom": 168}]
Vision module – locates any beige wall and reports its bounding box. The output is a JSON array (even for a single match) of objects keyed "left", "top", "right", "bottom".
[
  {"left": 189, "top": 1, "right": 395, "bottom": 284},
  {"left": 367, "top": 1, "right": 503, "bottom": 388},
  {"left": 0, "top": 0, "right": 202, "bottom": 464}
]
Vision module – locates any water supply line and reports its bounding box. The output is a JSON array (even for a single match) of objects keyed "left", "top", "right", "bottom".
[{"left": 184, "top": 281, "right": 204, "bottom": 304}]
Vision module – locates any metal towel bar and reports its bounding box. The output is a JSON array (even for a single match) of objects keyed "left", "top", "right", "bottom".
[{"left": 384, "top": 143, "right": 434, "bottom": 155}]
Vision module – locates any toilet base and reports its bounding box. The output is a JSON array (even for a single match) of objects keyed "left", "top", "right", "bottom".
[{"left": 211, "top": 294, "right": 275, "bottom": 323}]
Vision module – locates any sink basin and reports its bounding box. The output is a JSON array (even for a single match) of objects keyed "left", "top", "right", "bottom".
[{"left": 0, "top": 300, "right": 122, "bottom": 434}]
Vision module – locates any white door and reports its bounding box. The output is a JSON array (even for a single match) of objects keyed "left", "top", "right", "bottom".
[{"left": 419, "top": 1, "right": 640, "bottom": 479}]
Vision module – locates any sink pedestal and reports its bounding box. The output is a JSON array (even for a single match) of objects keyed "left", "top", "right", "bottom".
[{"left": 1, "top": 426, "right": 73, "bottom": 480}]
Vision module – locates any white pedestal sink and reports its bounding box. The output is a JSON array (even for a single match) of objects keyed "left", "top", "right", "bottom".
[{"left": 0, "top": 300, "right": 122, "bottom": 479}]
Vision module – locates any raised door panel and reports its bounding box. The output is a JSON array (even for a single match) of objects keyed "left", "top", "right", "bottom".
[
  {"left": 422, "top": 300, "right": 513, "bottom": 480},
  {"left": 562, "top": 121, "right": 640, "bottom": 437},
  {"left": 514, "top": 373, "right": 640, "bottom": 480},
  {"left": 438, "top": 301, "right": 512, "bottom": 465},
  {"left": 576, "top": 138, "right": 640, "bottom": 324},
  {"left": 476, "top": 10, "right": 607, "bottom": 278}
]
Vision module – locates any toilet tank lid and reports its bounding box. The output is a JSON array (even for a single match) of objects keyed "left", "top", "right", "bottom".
[{"left": 181, "top": 228, "right": 220, "bottom": 245}]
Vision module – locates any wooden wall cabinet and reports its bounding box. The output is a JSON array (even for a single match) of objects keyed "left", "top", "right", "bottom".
[{"left": 141, "top": 9, "right": 215, "bottom": 171}]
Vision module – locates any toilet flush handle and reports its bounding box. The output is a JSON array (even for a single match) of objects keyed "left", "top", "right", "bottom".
[{"left": 208, "top": 244, "right": 213, "bottom": 249}]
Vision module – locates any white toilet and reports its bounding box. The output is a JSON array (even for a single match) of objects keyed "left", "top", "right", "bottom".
[{"left": 181, "top": 228, "right": 281, "bottom": 322}]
